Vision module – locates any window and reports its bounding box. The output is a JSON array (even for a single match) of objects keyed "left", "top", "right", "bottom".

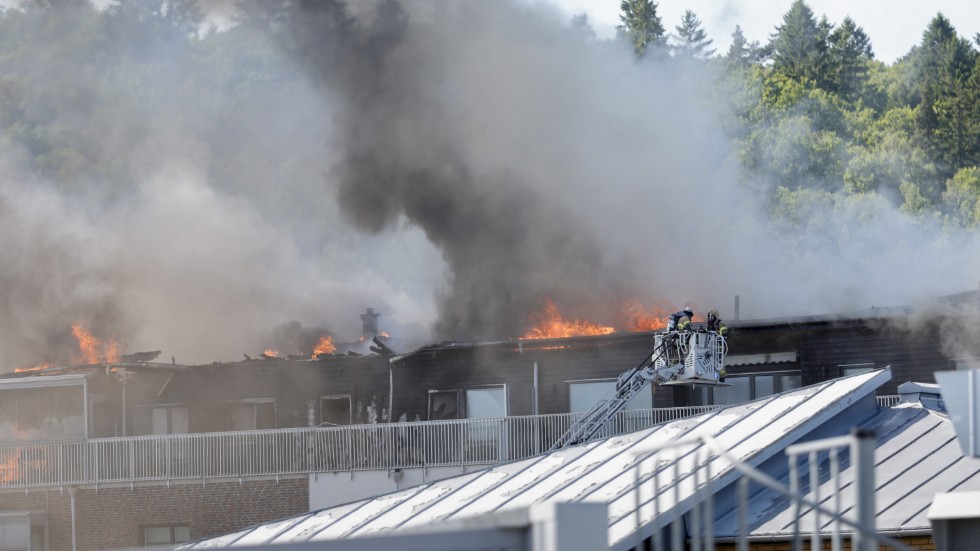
[
  {"left": 128, "top": 406, "right": 189, "bottom": 436},
  {"left": 840, "top": 363, "right": 875, "bottom": 377},
  {"left": 568, "top": 380, "right": 651, "bottom": 413},
  {"left": 0, "top": 514, "right": 29, "bottom": 551},
  {"left": 465, "top": 387, "right": 507, "bottom": 419},
  {"left": 320, "top": 395, "right": 351, "bottom": 426},
  {"left": 428, "top": 390, "right": 461, "bottom": 421},
  {"left": 427, "top": 387, "right": 508, "bottom": 421},
  {"left": 225, "top": 400, "right": 275, "bottom": 431},
  {"left": 0, "top": 385, "right": 85, "bottom": 441},
  {"left": 143, "top": 526, "right": 190, "bottom": 547},
  {"left": 691, "top": 371, "right": 803, "bottom": 406}
]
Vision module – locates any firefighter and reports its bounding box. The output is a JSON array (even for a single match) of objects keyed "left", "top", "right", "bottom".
[
  {"left": 670, "top": 307, "right": 694, "bottom": 332},
  {"left": 706, "top": 308, "right": 728, "bottom": 336}
]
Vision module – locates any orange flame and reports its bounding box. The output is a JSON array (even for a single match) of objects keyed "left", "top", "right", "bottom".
[
  {"left": 312, "top": 336, "right": 336, "bottom": 356},
  {"left": 263, "top": 349, "right": 279, "bottom": 358},
  {"left": 71, "top": 323, "right": 120, "bottom": 364},
  {"left": 522, "top": 299, "right": 615, "bottom": 340},
  {"left": 14, "top": 362, "right": 55, "bottom": 373},
  {"left": 621, "top": 299, "right": 673, "bottom": 332},
  {"left": 0, "top": 449, "right": 20, "bottom": 483}
]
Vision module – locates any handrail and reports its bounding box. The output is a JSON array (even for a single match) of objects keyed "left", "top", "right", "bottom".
[{"left": 0, "top": 405, "right": 719, "bottom": 489}]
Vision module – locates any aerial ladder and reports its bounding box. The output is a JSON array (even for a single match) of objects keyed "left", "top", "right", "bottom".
[{"left": 550, "top": 329, "right": 728, "bottom": 451}]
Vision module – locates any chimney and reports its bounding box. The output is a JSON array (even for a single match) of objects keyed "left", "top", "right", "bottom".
[{"left": 360, "top": 308, "right": 380, "bottom": 339}]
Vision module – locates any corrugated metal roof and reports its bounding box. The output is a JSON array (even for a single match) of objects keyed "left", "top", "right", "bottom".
[
  {"left": 712, "top": 402, "right": 980, "bottom": 538},
  {"left": 182, "top": 370, "right": 888, "bottom": 550}
]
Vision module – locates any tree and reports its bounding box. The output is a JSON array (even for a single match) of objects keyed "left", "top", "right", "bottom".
[
  {"left": 827, "top": 17, "right": 873, "bottom": 101},
  {"left": 942, "top": 167, "right": 980, "bottom": 225},
  {"left": 672, "top": 9, "right": 714, "bottom": 59},
  {"left": 768, "top": 0, "right": 830, "bottom": 88},
  {"left": 618, "top": 0, "right": 665, "bottom": 59},
  {"left": 726, "top": 25, "right": 761, "bottom": 68},
  {"left": 912, "top": 13, "right": 977, "bottom": 173}
]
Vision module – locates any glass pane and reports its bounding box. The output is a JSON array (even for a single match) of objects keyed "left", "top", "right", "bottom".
[
  {"left": 321, "top": 397, "right": 351, "bottom": 426},
  {"left": 840, "top": 363, "right": 874, "bottom": 376},
  {"left": 174, "top": 526, "right": 190, "bottom": 543},
  {"left": 256, "top": 403, "right": 275, "bottom": 429},
  {"left": 170, "top": 408, "right": 189, "bottom": 434},
  {"left": 465, "top": 387, "right": 506, "bottom": 419},
  {"left": 144, "top": 526, "right": 172, "bottom": 545},
  {"left": 569, "top": 382, "right": 612, "bottom": 413},
  {"left": 755, "top": 376, "right": 775, "bottom": 398},
  {"left": 713, "top": 377, "right": 751, "bottom": 405},
  {"left": 780, "top": 374, "right": 802, "bottom": 391},
  {"left": 689, "top": 386, "right": 710, "bottom": 406},
  {"left": 152, "top": 408, "right": 170, "bottom": 435},
  {"left": 227, "top": 404, "right": 255, "bottom": 431},
  {"left": 1, "top": 521, "right": 30, "bottom": 549},
  {"left": 428, "top": 391, "right": 459, "bottom": 421},
  {"left": 569, "top": 381, "right": 652, "bottom": 412},
  {"left": 128, "top": 408, "right": 152, "bottom": 436}
]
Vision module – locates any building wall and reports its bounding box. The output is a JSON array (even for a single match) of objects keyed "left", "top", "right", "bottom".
[
  {"left": 0, "top": 478, "right": 308, "bottom": 551},
  {"left": 800, "top": 327, "right": 947, "bottom": 394},
  {"left": 713, "top": 535, "right": 934, "bottom": 550}
]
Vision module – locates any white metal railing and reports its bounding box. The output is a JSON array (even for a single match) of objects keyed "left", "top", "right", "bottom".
[
  {"left": 0, "top": 405, "right": 718, "bottom": 489},
  {"left": 632, "top": 432, "right": 914, "bottom": 551},
  {"left": 876, "top": 394, "right": 901, "bottom": 407}
]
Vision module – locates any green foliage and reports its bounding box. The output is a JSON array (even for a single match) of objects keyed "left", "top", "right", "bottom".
[
  {"left": 768, "top": 1, "right": 831, "bottom": 88},
  {"left": 943, "top": 167, "right": 980, "bottom": 226},
  {"left": 618, "top": 0, "right": 666, "bottom": 59},
  {"left": 672, "top": 10, "right": 714, "bottom": 59}
]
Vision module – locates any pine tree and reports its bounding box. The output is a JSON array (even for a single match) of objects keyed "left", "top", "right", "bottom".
[
  {"left": 768, "top": 0, "right": 830, "bottom": 87},
  {"left": 827, "top": 17, "right": 873, "bottom": 101},
  {"left": 672, "top": 10, "right": 715, "bottom": 59},
  {"left": 617, "top": 0, "right": 665, "bottom": 59}
]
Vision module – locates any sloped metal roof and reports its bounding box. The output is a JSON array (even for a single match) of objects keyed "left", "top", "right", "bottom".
[
  {"left": 712, "top": 402, "right": 980, "bottom": 538},
  {"left": 182, "top": 370, "right": 888, "bottom": 550}
]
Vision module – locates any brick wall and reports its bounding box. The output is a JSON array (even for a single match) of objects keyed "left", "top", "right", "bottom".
[
  {"left": 713, "top": 535, "right": 934, "bottom": 550},
  {"left": 0, "top": 477, "right": 308, "bottom": 551}
]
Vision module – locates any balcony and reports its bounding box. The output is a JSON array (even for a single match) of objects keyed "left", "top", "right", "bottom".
[{"left": 0, "top": 397, "right": 899, "bottom": 489}]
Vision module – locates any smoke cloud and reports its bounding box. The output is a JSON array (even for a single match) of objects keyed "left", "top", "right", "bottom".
[{"left": 2, "top": 0, "right": 979, "bottom": 369}]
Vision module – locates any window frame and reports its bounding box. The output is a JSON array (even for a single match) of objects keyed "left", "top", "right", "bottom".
[
  {"left": 142, "top": 525, "right": 190, "bottom": 547},
  {"left": 565, "top": 377, "right": 653, "bottom": 413},
  {"left": 692, "top": 370, "right": 803, "bottom": 406},
  {"left": 224, "top": 398, "right": 276, "bottom": 431},
  {"left": 319, "top": 394, "right": 352, "bottom": 427}
]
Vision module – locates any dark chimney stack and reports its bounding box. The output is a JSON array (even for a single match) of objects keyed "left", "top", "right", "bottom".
[{"left": 360, "top": 308, "right": 380, "bottom": 339}]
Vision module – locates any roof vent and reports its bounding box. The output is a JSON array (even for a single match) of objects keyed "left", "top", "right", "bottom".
[{"left": 897, "top": 381, "right": 945, "bottom": 412}]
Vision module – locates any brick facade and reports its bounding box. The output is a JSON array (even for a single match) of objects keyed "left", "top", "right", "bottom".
[
  {"left": 713, "top": 535, "right": 935, "bottom": 550},
  {"left": 0, "top": 478, "right": 308, "bottom": 551}
]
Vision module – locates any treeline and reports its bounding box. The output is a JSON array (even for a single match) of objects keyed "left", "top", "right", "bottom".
[
  {"left": 1, "top": 0, "right": 978, "bottom": 230},
  {"left": 622, "top": 0, "right": 980, "bottom": 227}
]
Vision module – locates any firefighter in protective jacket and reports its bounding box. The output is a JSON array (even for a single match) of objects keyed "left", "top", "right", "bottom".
[
  {"left": 706, "top": 308, "right": 728, "bottom": 336},
  {"left": 669, "top": 307, "right": 694, "bottom": 332}
]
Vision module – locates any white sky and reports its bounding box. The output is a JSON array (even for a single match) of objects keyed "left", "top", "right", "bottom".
[{"left": 542, "top": 0, "right": 980, "bottom": 63}]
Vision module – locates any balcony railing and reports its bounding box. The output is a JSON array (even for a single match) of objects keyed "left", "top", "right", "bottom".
[
  {"left": 0, "top": 397, "right": 901, "bottom": 490},
  {"left": 0, "top": 406, "right": 716, "bottom": 489}
]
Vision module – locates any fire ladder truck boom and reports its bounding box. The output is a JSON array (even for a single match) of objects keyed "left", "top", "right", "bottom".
[{"left": 550, "top": 329, "right": 728, "bottom": 451}]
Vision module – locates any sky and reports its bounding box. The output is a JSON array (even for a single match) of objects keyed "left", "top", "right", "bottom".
[{"left": 544, "top": 0, "right": 980, "bottom": 63}]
